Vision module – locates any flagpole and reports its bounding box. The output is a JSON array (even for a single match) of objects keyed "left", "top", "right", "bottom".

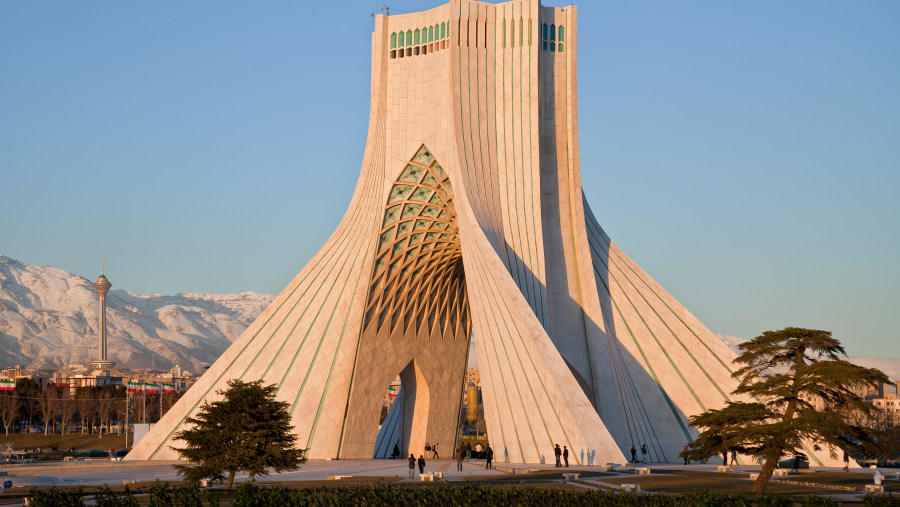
[{"left": 125, "top": 385, "right": 130, "bottom": 448}]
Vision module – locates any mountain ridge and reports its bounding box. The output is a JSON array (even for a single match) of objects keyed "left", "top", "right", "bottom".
[
  {"left": 0, "top": 254, "right": 274, "bottom": 373},
  {"left": 2, "top": 254, "right": 896, "bottom": 381}
]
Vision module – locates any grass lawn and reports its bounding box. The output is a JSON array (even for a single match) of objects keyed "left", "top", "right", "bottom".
[{"left": 0, "top": 433, "right": 127, "bottom": 451}]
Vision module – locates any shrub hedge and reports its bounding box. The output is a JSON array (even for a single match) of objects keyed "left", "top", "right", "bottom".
[{"left": 24, "top": 483, "right": 900, "bottom": 506}]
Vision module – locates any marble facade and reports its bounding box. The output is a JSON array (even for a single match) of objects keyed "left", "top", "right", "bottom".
[{"left": 127, "top": 0, "right": 843, "bottom": 467}]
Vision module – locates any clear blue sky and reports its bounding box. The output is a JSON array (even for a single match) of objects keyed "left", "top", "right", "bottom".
[{"left": 1, "top": 1, "right": 897, "bottom": 357}]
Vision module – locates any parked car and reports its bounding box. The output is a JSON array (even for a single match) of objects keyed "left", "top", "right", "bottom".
[{"left": 78, "top": 449, "right": 109, "bottom": 458}]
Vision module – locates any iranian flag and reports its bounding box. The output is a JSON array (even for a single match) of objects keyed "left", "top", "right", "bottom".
[
  {"left": 161, "top": 384, "right": 176, "bottom": 394},
  {"left": 144, "top": 383, "right": 160, "bottom": 394},
  {"left": 0, "top": 379, "right": 15, "bottom": 391},
  {"left": 127, "top": 382, "right": 142, "bottom": 393}
]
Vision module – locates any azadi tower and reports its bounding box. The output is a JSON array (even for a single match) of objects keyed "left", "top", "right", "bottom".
[{"left": 129, "top": 0, "right": 843, "bottom": 467}]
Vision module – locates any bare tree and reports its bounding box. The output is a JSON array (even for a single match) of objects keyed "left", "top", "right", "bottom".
[
  {"left": 76, "top": 392, "right": 96, "bottom": 434},
  {"left": 23, "top": 396, "right": 38, "bottom": 433},
  {"left": 97, "top": 391, "right": 114, "bottom": 436},
  {"left": 37, "top": 387, "right": 59, "bottom": 435},
  {"left": 115, "top": 398, "right": 127, "bottom": 436},
  {"left": 133, "top": 393, "right": 149, "bottom": 424},
  {"left": 58, "top": 392, "right": 77, "bottom": 436},
  {"left": 16, "top": 379, "right": 41, "bottom": 433},
  {"left": 0, "top": 393, "right": 21, "bottom": 435}
]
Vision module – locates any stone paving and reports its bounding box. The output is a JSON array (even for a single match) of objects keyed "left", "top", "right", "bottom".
[
  {"left": 2, "top": 459, "right": 897, "bottom": 503},
  {"left": 1, "top": 458, "right": 506, "bottom": 488}
]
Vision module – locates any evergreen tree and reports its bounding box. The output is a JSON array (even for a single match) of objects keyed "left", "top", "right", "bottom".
[
  {"left": 682, "top": 327, "right": 892, "bottom": 493},
  {"left": 172, "top": 379, "right": 306, "bottom": 488}
]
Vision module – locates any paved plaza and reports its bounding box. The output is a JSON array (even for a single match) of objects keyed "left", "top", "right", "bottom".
[
  {"left": 3, "top": 459, "right": 507, "bottom": 488},
  {"left": 2, "top": 459, "right": 897, "bottom": 502}
]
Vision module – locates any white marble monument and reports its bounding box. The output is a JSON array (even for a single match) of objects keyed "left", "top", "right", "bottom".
[{"left": 128, "top": 0, "right": 843, "bottom": 467}]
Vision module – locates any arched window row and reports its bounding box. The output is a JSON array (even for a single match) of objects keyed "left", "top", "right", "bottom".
[
  {"left": 390, "top": 22, "right": 450, "bottom": 59},
  {"left": 540, "top": 23, "right": 564, "bottom": 53}
]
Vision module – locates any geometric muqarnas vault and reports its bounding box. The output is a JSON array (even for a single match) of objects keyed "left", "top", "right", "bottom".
[{"left": 128, "top": 0, "right": 844, "bottom": 466}]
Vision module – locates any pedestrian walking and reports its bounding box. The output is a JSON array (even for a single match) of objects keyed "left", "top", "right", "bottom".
[
  {"left": 730, "top": 449, "right": 738, "bottom": 466},
  {"left": 722, "top": 450, "right": 728, "bottom": 465},
  {"left": 392, "top": 444, "right": 400, "bottom": 459},
  {"left": 843, "top": 450, "right": 850, "bottom": 472},
  {"left": 408, "top": 454, "right": 416, "bottom": 479},
  {"left": 425, "top": 443, "right": 431, "bottom": 456},
  {"left": 456, "top": 447, "right": 464, "bottom": 471},
  {"left": 554, "top": 444, "right": 562, "bottom": 467},
  {"left": 641, "top": 444, "right": 648, "bottom": 463},
  {"left": 485, "top": 445, "right": 493, "bottom": 469},
  {"left": 563, "top": 446, "right": 569, "bottom": 467},
  {"left": 418, "top": 455, "right": 426, "bottom": 475},
  {"left": 432, "top": 442, "right": 439, "bottom": 459},
  {"left": 682, "top": 445, "right": 689, "bottom": 465},
  {"left": 630, "top": 445, "right": 637, "bottom": 463}
]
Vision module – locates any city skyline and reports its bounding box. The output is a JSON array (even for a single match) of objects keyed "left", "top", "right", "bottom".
[{"left": 1, "top": 0, "right": 897, "bottom": 358}]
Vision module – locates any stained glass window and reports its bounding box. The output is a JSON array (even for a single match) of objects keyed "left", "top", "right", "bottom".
[
  {"left": 399, "top": 165, "right": 422, "bottom": 182},
  {"left": 383, "top": 204, "right": 402, "bottom": 227},
  {"left": 402, "top": 203, "right": 423, "bottom": 219},
  {"left": 412, "top": 145, "right": 434, "bottom": 165}
]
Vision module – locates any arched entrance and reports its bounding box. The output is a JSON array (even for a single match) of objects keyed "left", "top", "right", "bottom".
[{"left": 338, "top": 145, "right": 471, "bottom": 460}]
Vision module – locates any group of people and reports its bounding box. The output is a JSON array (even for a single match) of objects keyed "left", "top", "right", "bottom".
[
  {"left": 629, "top": 444, "right": 650, "bottom": 464},
  {"left": 554, "top": 444, "right": 569, "bottom": 467},
  {"left": 403, "top": 443, "right": 494, "bottom": 478},
  {"left": 394, "top": 439, "right": 886, "bottom": 485}
]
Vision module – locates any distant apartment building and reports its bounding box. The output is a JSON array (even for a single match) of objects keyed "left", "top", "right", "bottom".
[
  {"left": 871, "top": 393, "right": 899, "bottom": 428},
  {"left": 0, "top": 363, "right": 195, "bottom": 395},
  {"left": 0, "top": 365, "right": 51, "bottom": 388},
  {"left": 850, "top": 379, "right": 898, "bottom": 401}
]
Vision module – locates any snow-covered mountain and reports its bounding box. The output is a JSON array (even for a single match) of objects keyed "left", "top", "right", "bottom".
[
  {"left": 715, "top": 333, "right": 748, "bottom": 356},
  {"left": 716, "top": 333, "right": 900, "bottom": 381},
  {"left": 0, "top": 254, "right": 274, "bottom": 373},
  {"left": 3, "top": 253, "right": 896, "bottom": 382}
]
